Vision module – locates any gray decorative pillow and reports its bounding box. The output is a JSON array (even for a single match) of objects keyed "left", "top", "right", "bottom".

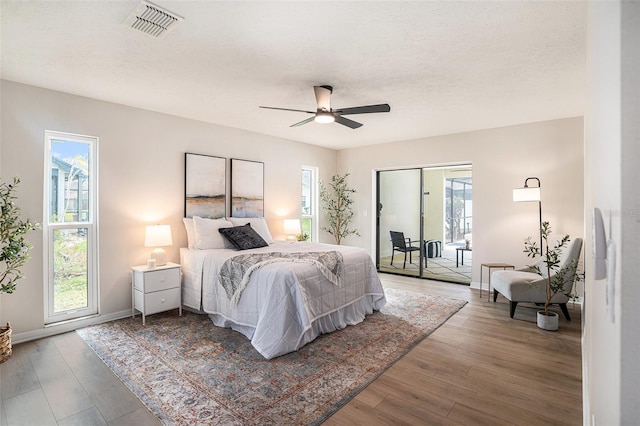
[{"left": 218, "top": 224, "right": 268, "bottom": 250}]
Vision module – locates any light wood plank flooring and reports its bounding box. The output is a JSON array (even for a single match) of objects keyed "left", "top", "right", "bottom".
[
  {"left": 326, "top": 273, "right": 582, "bottom": 425},
  {"left": 1, "top": 273, "right": 581, "bottom": 425}
]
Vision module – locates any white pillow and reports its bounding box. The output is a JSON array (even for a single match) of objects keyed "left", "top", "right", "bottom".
[
  {"left": 193, "top": 216, "right": 234, "bottom": 249},
  {"left": 183, "top": 218, "right": 196, "bottom": 249},
  {"left": 228, "top": 217, "right": 273, "bottom": 244}
]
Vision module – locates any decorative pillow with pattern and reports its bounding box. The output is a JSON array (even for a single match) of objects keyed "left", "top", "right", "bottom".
[
  {"left": 219, "top": 224, "right": 268, "bottom": 250},
  {"left": 228, "top": 217, "right": 273, "bottom": 244}
]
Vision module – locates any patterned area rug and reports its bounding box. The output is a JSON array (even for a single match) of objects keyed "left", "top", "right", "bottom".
[{"left": 77, "top": 288, "right": 466, "bottom": 425}]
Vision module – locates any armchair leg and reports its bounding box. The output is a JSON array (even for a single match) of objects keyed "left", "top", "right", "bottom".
[
  {"left": 493, "top": 290, "right": 498, "bottom": 303},
  {"left": 559, "top": 303, "right": 572, "bottom": 321},
  {"left": 403, "top": 252, "right": 407, "bottom": 269},
  {"left": 509, "top": 301, "right": 518, "bottom": 318},
  {"left": 391, "top": 248, "right": 395, "bottom": 266}
]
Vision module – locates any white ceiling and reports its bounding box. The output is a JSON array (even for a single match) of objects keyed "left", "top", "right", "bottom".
[{"left": 0, "top": 1, "right": 586, "bottom": 150}]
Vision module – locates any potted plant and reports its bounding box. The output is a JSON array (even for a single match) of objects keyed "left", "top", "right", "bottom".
[
  {"left": 523, "top": 221, "right": 575, "bottom": 331},
  {"left": 0, "top": 177, "right": 39, "bottom": 362},
  {"left": 319, "top": 173, "right": 359, "bottom": 245}
]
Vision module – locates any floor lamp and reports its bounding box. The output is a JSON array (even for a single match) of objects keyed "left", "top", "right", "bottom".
[{"left": 513, "top": 177, "right": 542, "bottom": 250}]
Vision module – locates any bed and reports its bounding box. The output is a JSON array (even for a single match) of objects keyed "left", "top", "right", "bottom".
[{"left": 180, "top": 217, "right": 386, "bottom": 359}]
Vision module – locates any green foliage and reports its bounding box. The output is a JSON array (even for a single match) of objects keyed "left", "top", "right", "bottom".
[
  {"left": 52, "top": 230, "right": 88, "bottom": 311},
  {"left": 523, "top": 221, "right": 575, "bottom": 316},
  {"left": 299, "top": 218, "right": 311, "bottom": 241},
  {"left": 319, "top": 173, "right": 359, "bottom": 245},
  {"left": 0, "top": 177, "right": 39, "bottom": 294}
]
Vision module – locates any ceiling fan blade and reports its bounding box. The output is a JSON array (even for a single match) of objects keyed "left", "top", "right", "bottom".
[
  {"left": 313, "top": 85, "right": 332, "bottom": 111},
  {"left": 290, "top": 116, "right": 316, "bottom": 127},
  {"left": 335, "top": 104, "right": 391, "bottom": 115},
  {"left": 260, "top": 106, "right": 315, "bottom": 114},
  {"left": 335, "top": 115, "right": 363, "bottom": 129}
]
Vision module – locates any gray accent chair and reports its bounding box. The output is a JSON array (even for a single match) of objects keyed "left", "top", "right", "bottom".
[{"left": 491, "top": 238, "right": 583, "bottom": 320}]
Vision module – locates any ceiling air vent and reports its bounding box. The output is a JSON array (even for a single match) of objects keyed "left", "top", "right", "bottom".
[{"left": 124, "top": 0, "right": 184, "bottom": 38}]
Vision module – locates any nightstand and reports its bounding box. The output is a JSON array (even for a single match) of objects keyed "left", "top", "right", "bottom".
[{"left": 131, "top": 262, "right": 182, "bottom": 325}]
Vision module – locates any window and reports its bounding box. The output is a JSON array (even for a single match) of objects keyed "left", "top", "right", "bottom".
[
  {"left": 44, "top": 131, "right": 98, "bottom": 324},
  {"left": 445, "top": 177, "right": 472, "bottom": 244},
  {"left": 301, "top": 166, "right": 318, "bottom": 242}
]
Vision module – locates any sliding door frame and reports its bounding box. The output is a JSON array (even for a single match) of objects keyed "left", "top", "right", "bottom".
[{"left": 376, "top": 168, "right": 425, "bottom": 278}]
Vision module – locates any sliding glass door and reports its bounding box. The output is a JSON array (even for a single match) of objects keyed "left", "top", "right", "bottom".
[
  {"left": 376, "top": 165, "right": 473, "bottom": 284},
  {"left": 377, "top": 169, "right": 423, "bottom": 278}
]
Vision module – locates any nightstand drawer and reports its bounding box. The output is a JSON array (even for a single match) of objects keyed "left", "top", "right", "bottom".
[
  {"left": 142, "top": 287, "right": 181, "bottom": 315},
  {"left": 137, "top": 268, "right": 180, "bottom": 293}
]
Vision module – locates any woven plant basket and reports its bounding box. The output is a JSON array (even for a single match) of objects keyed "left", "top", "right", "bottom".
[{"left": 0, "top": 322, "right": 12, "bottom": 363}]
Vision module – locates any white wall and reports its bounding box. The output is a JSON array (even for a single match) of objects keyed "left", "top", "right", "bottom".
[
  {"left": 584, "top": 1, "right": 640, "bottom": 424},
  {"left": 337, "top": 117, "right": 585, "bottom": 288},
  {"left": 0, "top": 80, "right": 337, "bottom": 337}
]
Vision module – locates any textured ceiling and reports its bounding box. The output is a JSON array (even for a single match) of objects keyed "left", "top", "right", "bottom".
[{"left": 0, "top": 1, "right": 586, "bottom": 150}]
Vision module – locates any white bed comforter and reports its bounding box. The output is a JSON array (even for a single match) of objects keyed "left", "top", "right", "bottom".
[{"left": 181, "top": 242, "right": 386, "bottom": 359}]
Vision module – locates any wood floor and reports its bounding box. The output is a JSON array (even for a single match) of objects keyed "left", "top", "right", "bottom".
[
  {"left": 326, "top": 273, "right": 583, "bottom": 425},
  {"left": 1, "top": 273, "right": 581, "bottom": 425}
]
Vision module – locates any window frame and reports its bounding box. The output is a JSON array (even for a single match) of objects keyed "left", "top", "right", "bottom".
[
  {"left": 301, "top": 166, "right": 318, "bottom": 242},
  {"left": 43, "top": 130, "right": 99, "bottom": 325}
]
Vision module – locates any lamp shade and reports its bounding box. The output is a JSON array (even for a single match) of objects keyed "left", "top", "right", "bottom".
[
  {"left": 283, "top": 219, "right": 301, "bottom": 236},
  {"left": 513, "top": 187, "right": 541, "bottom": 202},
  {"left": 144, "top": 225, "right": 173, "bottom": 247}
]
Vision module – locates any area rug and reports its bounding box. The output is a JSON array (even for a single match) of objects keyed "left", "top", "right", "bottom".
[{"left": 77, "top": 288, "right": 466, "bottom": 425}]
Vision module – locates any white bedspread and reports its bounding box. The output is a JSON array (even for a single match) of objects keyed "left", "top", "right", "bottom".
[{"left": 180, "top": 242, "right": 386, "bottom": 359}]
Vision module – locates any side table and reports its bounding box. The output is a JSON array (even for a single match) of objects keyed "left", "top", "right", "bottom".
[
  {"left": 456, "top": 247, "right": 472, "bottom": 267},
  {"left": 132, "top": 262, "right": 182, "bottom": 325},
  {"left": 480, "top": 263, "right": 515, "bottom": 300}
]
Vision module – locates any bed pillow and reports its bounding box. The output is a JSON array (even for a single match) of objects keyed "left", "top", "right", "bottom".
[
  {"left": 193, "top": 216, "right": 234, "bottom": 249},
  {"left": 228, "top": 217, "right": 273, "bottom": 244},
  {"left": 183, "top": 218, "right": 196, "bottom": 249},
  {"left": 219, "top": 224, "right": 268, "bottom": 250}
]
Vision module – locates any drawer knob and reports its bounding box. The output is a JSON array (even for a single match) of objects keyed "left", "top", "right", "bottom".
[{"left": 161, "top": 298, "right": 166, "bottom": 303}]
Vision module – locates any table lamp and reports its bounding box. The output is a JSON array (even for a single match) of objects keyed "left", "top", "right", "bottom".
[
  {"left": 145, "top": 224, "right": 173, "bottom": 266},
  {"left": 283, "top": 219, "right": 301, "bottom": 241}
]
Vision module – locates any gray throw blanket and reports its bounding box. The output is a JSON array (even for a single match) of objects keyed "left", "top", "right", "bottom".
[{"left": 219, "top": 251, "right": 344, "bottom": 306}]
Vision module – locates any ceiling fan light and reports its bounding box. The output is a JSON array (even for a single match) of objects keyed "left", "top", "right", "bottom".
[{"left": 314, "top": 111, "right": 335, "bottom": 124}]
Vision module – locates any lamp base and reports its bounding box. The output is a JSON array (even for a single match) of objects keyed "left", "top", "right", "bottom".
[{"left": 150, "top": 248, "right": 167, "bottom": 266}]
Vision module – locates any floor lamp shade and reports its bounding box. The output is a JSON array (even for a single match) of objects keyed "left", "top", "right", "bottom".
[
  {"left": 513, "top": 177, "right": 542, "bottom": 249},
  {"left": 145, "top": 225, "right": 173, "bottom": 266},
  {"left": 513, "top": 187, "right": 541, "bottom": 202}
]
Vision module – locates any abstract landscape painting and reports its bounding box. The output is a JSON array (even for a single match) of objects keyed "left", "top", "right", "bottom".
[
  {"left": 185, "top": 153, "right": 226, "bottom": 218},
  {"left": 231, "top": 159, "right": 264, "bottom": 218}
]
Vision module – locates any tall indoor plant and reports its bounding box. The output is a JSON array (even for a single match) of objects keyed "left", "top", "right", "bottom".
[
  {"left": 0, "top": 177, "right": 39, "bottom": 362},
  {"left": 319, "top": 173, "right": 359, "bottom": 245},
  {"left": 523, "top": 221, "right": 575, "bottom": 330}
]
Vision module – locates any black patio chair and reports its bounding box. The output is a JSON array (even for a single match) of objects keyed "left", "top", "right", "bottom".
[{"left": 390, "top": 231, "right": 421, "bottom": 269}]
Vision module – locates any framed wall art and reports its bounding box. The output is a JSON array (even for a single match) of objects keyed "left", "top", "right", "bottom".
[
  {"left": 230, "top": 158, "right": 264, "bottom": 218},
  {"left": 184, "top": 153, "right": 226, "bottom": 218}
]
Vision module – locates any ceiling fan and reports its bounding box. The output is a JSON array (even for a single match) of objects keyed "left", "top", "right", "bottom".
[{"left": 259, "top": 85, "right": 391, "bottom": 129}]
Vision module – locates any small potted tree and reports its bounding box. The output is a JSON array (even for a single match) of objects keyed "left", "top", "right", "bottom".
[
  {"left": 319, "top": 173, "right": 359, "bottom": 245},
  {"left": 523, "top": 221, "right": 575, "bottom": 331},
  {"left": 0, "top": 177, "right": 39, "bottom": 362}
]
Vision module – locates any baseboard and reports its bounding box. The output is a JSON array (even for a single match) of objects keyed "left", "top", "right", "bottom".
[
  {"left": 11, "top": 309, "right": 133, "bottom": 345},
  {"left": 569, "top": 296, "right": 584, "bottom": 306},
  {"left": 469, "top": 281, "right": 484, "bottom": 290}
]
